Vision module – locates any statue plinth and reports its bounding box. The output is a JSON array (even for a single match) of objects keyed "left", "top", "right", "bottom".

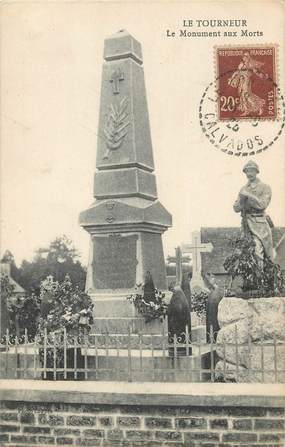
[{"left": 215, "top": 296, "right": 285, "bottom": 383}]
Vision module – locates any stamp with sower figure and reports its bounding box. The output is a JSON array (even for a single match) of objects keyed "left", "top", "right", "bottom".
[
  {"left": 199, "top": 45, "right": 284, "bottom": 157},
  {"left": 216, "top": 46, "right": 277, "bottom": 120}
]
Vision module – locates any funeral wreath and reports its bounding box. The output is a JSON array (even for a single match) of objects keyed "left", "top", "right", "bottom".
[{"left": 127, "top": 272, "right": 168, "bottom": 323}]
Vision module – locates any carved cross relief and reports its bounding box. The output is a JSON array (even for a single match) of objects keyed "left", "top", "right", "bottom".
[{"left": 109, "top": 68, "right": 124, "bottom": 94}]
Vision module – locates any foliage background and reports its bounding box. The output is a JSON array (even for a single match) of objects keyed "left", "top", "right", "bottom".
[{"left": 1, "top": 235, "right": 86, "bottom": 294}]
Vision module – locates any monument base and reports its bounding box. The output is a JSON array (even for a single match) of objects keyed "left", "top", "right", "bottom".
[
  {"left": 215, "top": 296, "right": 285, "bottom": 383},
  {"left": 90, "top": 291, "right": 172, "bottom": 317},
  {"left": 89, "top": 292, "right": 204, "bottom": 349},
  {"left": 90, "top": 291, "right": 172, "bottom": 335}
]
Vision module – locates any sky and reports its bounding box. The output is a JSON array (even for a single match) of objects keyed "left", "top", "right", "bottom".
[{"left": 1, "top": 0, "right": 285, "bottom": 266}]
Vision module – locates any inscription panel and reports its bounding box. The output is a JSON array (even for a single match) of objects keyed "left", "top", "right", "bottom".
[{"left": 93, "top": 234, "right": 138, "bottom": 290}]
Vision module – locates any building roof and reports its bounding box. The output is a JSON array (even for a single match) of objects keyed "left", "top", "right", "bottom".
[{"left": 200, "top": 226, "right": 285, "bottom": 275}]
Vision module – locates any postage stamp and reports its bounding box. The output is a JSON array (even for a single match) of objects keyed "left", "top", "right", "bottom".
[
  {"left": 199, "top": 44, "right": 284, "bottom": 157},
  {"left": 216, "top": 46, "right": 277, "bottom": 120}
]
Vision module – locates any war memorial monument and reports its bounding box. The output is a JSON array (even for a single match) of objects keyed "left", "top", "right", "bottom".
[{"left": 0, "top": 26, "right": 285, "bottom": 447}]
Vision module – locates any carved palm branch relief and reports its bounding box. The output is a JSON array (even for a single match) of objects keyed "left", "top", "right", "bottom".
[{"left": 103, "top": 96, "right": 130, "bottom": 159}]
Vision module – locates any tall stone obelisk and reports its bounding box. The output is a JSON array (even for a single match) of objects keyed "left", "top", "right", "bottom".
[{"left": 79, "top": 30, "right": 172, "bottom": 309}]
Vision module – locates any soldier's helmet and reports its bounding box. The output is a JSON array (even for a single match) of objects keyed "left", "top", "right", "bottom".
[{"left": 242, "top": 160, "right": 260, "bottom": 173}]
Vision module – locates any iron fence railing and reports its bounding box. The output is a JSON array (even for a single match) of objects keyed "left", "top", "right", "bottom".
[{"left": 0, "top": 327, "right": 284, "bottom": 383}]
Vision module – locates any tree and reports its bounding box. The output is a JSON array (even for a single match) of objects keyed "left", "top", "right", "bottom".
[
  {"left": 46, "top": 235, "right": 78, "bottom": 264},
  {"left": 0, "top": 250, "right": 21, "bottom": 283},
  {"left": 18, "top": 235, "right": 86, "bottom": 294}
]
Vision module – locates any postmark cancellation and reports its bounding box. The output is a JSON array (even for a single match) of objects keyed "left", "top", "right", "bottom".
[{"left": 199, "top": 45, "right": 284, "bottom": 157}]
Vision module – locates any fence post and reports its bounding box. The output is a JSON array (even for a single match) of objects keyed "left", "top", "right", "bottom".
[
  {"left": 173, "top": 333, "right": 178, "bottom": 370},
  {"left": 115, "top": 329, "right": 120, "bottom": 358},
  {"left": 162, "top": 319, "right": 166, "bottom": 359},
  {"left": 151, "top": 333, "right": 155, "bottom": 382},
  {"left": 260, "top": 329, "right": 264, "bottom": 383},
  {"left": 210, "top": 325, "right": 214, "bottom": 383},
  {"left": 198, "top": 339, "right": 202, "bottom": 382},
  {"left": 223, "top": 337, "right": 226, "bottom": 381},
  {"left": 161, "top": 322, "right": 166, "bottom": 381},
  {"left": 63, "top": 328, "right": 67, "bottom": 380},
  {"left": 53, "top": 332, "right": 57, "bottom": 381},
  {"left": 185, "top": 325, "right": 190, "bottom": 357},
  {"left": 105, "top": 329, "right": 109, "bottom": 373},
  {"left": 74, "top": 334, "right": 78, "bottom": 380},
  {"left": 234, "top": 324, "right": 239, "bottom": 382},
  {"left": 5, "top": 328, "right": 9, "bottom": 379},
  {"left": 43, "top": 328, "right": 47, "bottom": 380},
  {"left": 138, "top": 329, "right": 143, "bottom": 371},
  {"left": 33, "top": 333, "right": 38, "bottom": 379},
  {"left": 127, "top": 325, "right": 132, "bottom": 382},
  {"left": 15, "top": 333, "right": 19, "bottom": 379},
  {"left": 247, "top": 335, "right": 251, "bottom": 381},
  {"left": 185, "top": 325, "right": 191, "bottom": 382},
  {"left": 94, "top": 333, "right": 99, "bottom": 380},
  {"left": 273, "top": 335, "right": 277, "bottom": 383},
  {"left": 24, "top": 328, "right": 28, "bottom": 379},
  {"left": 84, "top": 330, "right": 88, "bottom": 380},
  {"left": 163, "top": 315, "right": 168, "bottom": 337}
]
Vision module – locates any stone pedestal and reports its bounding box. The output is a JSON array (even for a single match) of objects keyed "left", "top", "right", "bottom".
[{"left": 215, "top": 297, "right": 285, "bottom": 383}]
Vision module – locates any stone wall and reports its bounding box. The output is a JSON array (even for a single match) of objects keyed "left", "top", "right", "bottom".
[
  {"left": 0, "top": 380, "right": 284, "bottom": 446},
  {"left": 1, "top": 400, "right": 285, "bottom": 446}
]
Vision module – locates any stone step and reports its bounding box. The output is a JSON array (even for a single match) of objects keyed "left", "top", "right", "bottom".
[
  {"left": 92, "top": 316, "right": 166, "bottom": 335},
  {"left": 84, "top": 345, "right": 209, "bottom": 357},
  {"left": 85, "top": 349, "right": 211, "bottom": 382},
  {"left": 0, "top": 348, "right": 212, "bottom": 382},
  {"left": 90, "top": 369, "right": 207, "bottom": 382},
  {"left": 89, "top": 325, "right": 206, "bottom": 349},
  {"left": 90, "top": 296, "right": 197, "bottom": 322}
]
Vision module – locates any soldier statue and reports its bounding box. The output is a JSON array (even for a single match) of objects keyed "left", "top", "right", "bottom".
[{"left": 233, "top": 160, "right": 275, "bottom": 269}]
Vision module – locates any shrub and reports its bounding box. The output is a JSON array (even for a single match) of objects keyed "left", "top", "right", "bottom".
[
  {"left": 37, "top": 275, "right": 94, "bottom": 380},
  {"left": 224, "top": 233, "right": 285, "bottom": 297},
  {"left": 38, "top": 275, "right": 93, "bottom": 335}
]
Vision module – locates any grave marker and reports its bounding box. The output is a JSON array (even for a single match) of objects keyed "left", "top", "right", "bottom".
[{"left": 182, "top": 230, "right": 213, "bottom": 291}]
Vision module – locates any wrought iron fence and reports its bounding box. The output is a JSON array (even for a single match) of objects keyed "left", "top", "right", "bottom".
[{"left": 0, "top": 326, "right": 284, "bottom": 383}]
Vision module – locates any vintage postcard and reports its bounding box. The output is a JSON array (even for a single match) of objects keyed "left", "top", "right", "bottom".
[{"left": 1, "top": 1, "right": 285, "bottom": 446}]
